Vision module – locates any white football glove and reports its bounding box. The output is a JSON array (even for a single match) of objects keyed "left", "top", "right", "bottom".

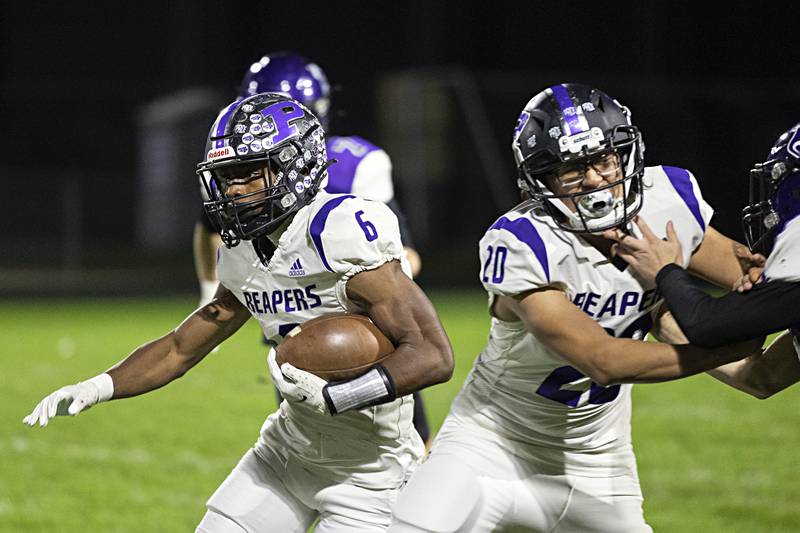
[
  {"left": 23, "top": 373, "right": 114, "bottom": 427},
  {"left": 267, "top": 348, "right": 330, "bottom": 415}
]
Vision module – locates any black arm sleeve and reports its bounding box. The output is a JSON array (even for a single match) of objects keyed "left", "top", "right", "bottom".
[
  {"left": 655, "top": 263, "right": 800, "bottom": 347},
  {"left": 385, "top": 198, "right": 415, "bottom": 249}
]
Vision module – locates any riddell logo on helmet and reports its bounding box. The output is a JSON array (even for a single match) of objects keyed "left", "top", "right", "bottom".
[{"left": 207, "top": 146, "right": 234, "bottom": 161}]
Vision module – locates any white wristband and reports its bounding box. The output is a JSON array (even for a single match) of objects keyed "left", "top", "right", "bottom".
[
  {"left": 322, "top": 366, "right": 396, "bottom": 414},
  {"left": 85, "top": 373, "right": 114, "bottom": 402}
]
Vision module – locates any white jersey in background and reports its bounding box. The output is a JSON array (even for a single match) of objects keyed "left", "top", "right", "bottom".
[{"left": 325, "top": 135, "right": 395, "bottom": 204}]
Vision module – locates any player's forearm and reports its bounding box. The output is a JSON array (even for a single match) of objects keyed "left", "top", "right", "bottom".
[
  {"left": 657, "top": 265, "right": 800, "bottom": 347},
  {"left": 649, "top": 305, "right": 689, "bottom": 345},
  {"left": 107, "top": 333, "right": 205, "bottom": 398},
  {"left": 381, "top": 327, "right": 454, "bottom": 396},
  {"left": 688, "top": 227, "right": 747, "bottom": 287},
  {"left": 377, "top": 292, "right": 454, "bottom": 395},
  {"left": 347, "top": 263, "right": 454, "bottom": 396},
  {"left": 591, "top": 337, "right": 763, "bottom": 385},
  {"left": 709, "top": 332, "right": 800, "bottom": 399}
]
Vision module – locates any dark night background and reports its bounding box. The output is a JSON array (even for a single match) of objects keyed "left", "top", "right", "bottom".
[{"left": 2, "top": 1, "right": 799, "bottom": 295}]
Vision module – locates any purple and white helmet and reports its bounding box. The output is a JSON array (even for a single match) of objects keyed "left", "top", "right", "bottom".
[{"left": 197, "top": 93, "right": 332, "bottom": 247}]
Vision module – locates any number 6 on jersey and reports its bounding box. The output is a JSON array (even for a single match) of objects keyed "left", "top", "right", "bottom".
[{"left": 355, "top": 210, "right": 378, "bottom": 242}]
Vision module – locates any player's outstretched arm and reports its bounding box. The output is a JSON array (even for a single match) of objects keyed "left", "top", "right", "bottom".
[
  {"left": 608, "top": 217, "right": 787, "bottom": 347},
  {"left": 108, "top": 286, "right": 250, "bottom": 397},
  {"left": 708, "top": 331, "right": 800, "bottom": 399},
  {"left": 649, "top": 300, "right": 800, "bottom": 398},
  {"left": 498, "top": 288, "right": 763, "bottom": 386},
  {"left": 653, "top": 266, "right": 800, "bottom": 347},
  {"left": 23, "top": 287, "right": 250, "bottom": 427},
  {"left": 345, "top": 260, "right": 454, "bottom": 396}
]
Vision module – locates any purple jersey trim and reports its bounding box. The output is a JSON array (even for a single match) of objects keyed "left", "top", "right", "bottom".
[
  {"left": 489, "top": 216, "right": 550, "bottom": 283},
  {"left": 324, "top": 136, "right": 381, "bottom": 194},
  {"left": 663, "top": 166, "right": 706, "bottom": 231},
  {"left": 550, "top": 84, "right": 583, "bottom": 136},
  {"left": 310, "top": 195, "right": 356, "bottom": 272},
  {"left": 213, "top": 99, "right": 243, "bottom": 148}
]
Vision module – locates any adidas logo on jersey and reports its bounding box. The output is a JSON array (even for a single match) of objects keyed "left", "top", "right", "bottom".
[{"left": 288, "top": 258, "right": 305, "bottom": 277}]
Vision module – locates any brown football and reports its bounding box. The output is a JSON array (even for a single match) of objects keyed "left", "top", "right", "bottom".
[{"left": 275, "top": 313, "right": 395, "bottom": 381}]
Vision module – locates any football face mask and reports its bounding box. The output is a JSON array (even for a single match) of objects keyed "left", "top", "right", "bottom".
[
  {"left": 536, "top": 150, "right": 636, "bottom": 230},
  {"left": 742, "top": 122, "right": 800, "bottom": 256}
]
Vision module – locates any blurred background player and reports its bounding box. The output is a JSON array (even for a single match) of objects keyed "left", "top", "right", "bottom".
[
  {"left": 605, "top": 122, "right": 800, "bottom": 398},
  {"left": 390, "top": 83, "right": 765, "bottom": 532},
  {"left": 24, "top": 92, "right": 454, "bottom": 532},
  {"left": 193, "top": 52, "right": 432, "bottom": 446}
]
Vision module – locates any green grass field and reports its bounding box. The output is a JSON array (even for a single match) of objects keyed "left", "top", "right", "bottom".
[{"left": 2, "top": 292, "right": 799, "bottom": 532}]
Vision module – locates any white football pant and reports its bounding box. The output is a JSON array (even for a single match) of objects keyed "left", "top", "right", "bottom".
[
  {"left": 197, "top": 411, "right": 421, "bottom": 532},
  {"left": 389, "top": 415, "right": 652, "bottom": 532}
]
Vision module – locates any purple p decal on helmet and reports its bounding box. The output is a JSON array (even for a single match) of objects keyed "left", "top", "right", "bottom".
[{"left": 261, "top": 101, "right": 306, "bottom": 146}]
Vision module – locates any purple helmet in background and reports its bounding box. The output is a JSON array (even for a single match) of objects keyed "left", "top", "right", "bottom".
[
  {"left": 742, "top": 122, "right": 800, "bottom": 255},
  {"left": 240, "top": 52, "right": 331, "bottom": 126}
]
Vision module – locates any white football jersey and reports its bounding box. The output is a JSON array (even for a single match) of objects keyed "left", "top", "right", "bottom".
[
  {"left": 325, "top": 136, "right": 395, "bottom": 204},
  {"left": 216, "top": 191, "right": 418, "bottom": 461},
  {"left": 764, "top": 215, "right": 800, "bottom": 282},
  {"left": 451, "top": 165, "right": 713, "bottom": 476},
  {"left": 765, "top": 214, "right": 800, "bottom": 359}
]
